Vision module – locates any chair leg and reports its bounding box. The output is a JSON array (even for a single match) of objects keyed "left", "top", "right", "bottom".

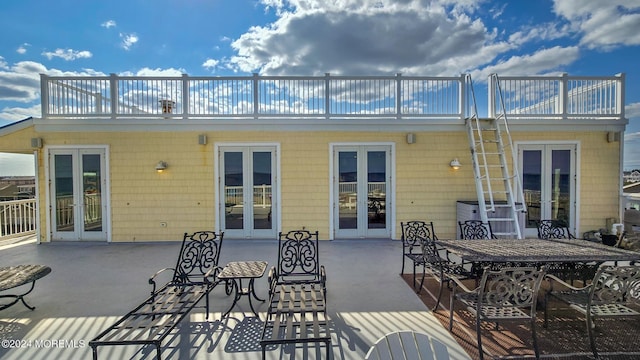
[
  {"left": 476, "top": 316, "right": 484, "bottom": 360},
  {"left": 432, "top": 273, "right": 445, "bottom": 312},
  {"left": 587, "top": 312, "right": 600, "bottom": 359},
  {"left": 417, "top": 266, "right": 426, "bottom": 294},
  {"left": 448, "top": 284, "right": 456, "bottom": 331},
  {"left": 531, "top": 317, "right": 540, "bottom": 360}
]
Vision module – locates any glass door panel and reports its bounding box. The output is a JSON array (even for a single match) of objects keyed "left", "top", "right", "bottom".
[
  {"left": 520, "top": 145, "right": 575, "bottom": 237},
  {"left": 220, "top": 147, "right": 277, "bottom": 239},
  {"left": 367, "top": 151, "right": 386, "bottom": 229},
  {"left": 334, "top": 146, "right": 391, "bottom": 238},
  {"left": 82, "top": 153, "right": 103, "bottom": 232},
  {"left": 224, "top": 152, "right": 244, "bottom": 230},
  {"left": 50, "top": 148, "right": 107, "bottom": 241},
  {"left": 54, "top": 154, "right": 74, "bottom": 233},
  {"left": 253, "top": 151, "right": 272, "bottom": 230},
  {"left": 551, "top": 150, "right": 571, "bottom": 224},
  {"left": 338, "top": 151, "right": 358, "bottom": 230}
]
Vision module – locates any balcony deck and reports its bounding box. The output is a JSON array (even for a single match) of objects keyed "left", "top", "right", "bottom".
[
  {"left": 2, "top": 238, "right": 639, "bottom": 359},
  {"left": 39, "top": 73, "right": 626, "bottom": 123}
]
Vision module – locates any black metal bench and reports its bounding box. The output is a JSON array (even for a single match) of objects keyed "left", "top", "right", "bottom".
[
  {"left": 89, "top": 231, "right": 224, "bottom": 360},
  {"left": 260, "top": 230, "right": 331, "bottom": 359},
  {"left": 0, "top": 264, "right": 51, "bottom": 311}
]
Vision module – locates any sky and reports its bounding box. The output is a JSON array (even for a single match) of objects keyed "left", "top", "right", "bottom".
[{"left": 0, "top": 0, "right": 639, "bottom": 176}]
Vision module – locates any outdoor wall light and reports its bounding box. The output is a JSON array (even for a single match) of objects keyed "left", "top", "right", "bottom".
[
  {"left": 155, "top": 161, "right": 168, "bottom": 173},
  {"left": 449, "top": 158, "right": 461, "bottom": 170}
]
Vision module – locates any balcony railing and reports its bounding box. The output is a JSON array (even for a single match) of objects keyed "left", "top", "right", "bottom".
[
  {"left": 40, "top": 73, "right": 625, "bottom": 121},
  {"left": 0, "top": 199, "right": 37, "bottom": 239},
  {"left": 489, "top": 73, "right": 625, "bottom": 120}
]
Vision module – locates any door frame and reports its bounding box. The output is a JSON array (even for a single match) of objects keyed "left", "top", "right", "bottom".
[
  {"left": 516, "top": 141, "right": 580, "bottom": 238},
  {"left": 214, "top": 143, "right": 281, "bottom": 239},
  {"left": 45, "top": 145, "right": 111, "bottom": 242},
  {"left": 329, "top": 142, "right": 395, "bottom": 240}
]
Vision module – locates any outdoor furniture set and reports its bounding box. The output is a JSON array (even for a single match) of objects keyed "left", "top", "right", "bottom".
[
  {"left": 403, "top": 219, "right": 640, "bottom": 359},
  {"left": 88, "top": 229, "right": 330, "bottom": 360}
]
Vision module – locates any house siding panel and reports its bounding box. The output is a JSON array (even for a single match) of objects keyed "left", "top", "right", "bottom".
[{"left": 0, "top": 125, "right": 625, "bottom": 242}]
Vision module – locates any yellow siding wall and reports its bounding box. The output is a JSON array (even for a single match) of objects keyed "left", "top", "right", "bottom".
[{"left": 0, "top": 126, "right": 622, "bottom": 242}]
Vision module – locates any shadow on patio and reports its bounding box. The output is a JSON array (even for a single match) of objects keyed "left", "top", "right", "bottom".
[{"left": 0, "top": 238, "right": 470, "bottom": 360}]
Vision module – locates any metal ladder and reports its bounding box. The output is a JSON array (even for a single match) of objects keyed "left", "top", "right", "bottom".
[{"left": 465, "top": 74, "right": 525, "bottom": 238}]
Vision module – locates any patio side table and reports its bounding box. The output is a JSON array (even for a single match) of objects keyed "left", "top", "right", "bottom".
[
  {"left": 218, "top": 260, "right": 267, "bottom": 317},
  {"left": 0, "top": 264, "right": 51, "bottom": 311}
]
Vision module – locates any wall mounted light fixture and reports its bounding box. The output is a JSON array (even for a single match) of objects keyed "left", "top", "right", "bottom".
[
  {"left": 155, "top": 161, "right": 168, "bottom": 173},
  {"left": 30, "top": 137, "right": 43, "bottom": 149},
  {"left": 406, "top": 133, "right": 416, "bottom": 144},
  {"left": 449, "top": 158, "right": 461, "bottom": 170}
]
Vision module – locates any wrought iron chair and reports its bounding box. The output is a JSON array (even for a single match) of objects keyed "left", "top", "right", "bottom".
[
  {"left": 90, "top": 231, "right": 225, "bottom": 360},
  {"left": 268, "top": 229, "right": 326, "bottom": 290},
  {"left": 544, "top": 264, "right": 640, "bottom": 359},
  {"left": 536, "top": 219, "right": 575, "bottom": 239},
  {"left": 400, "top": 221, "right": 437, "bottom": 289},
  {"left": 458, "top": 220, "right": 497, "bottom": 240},
  {"left": 448, "top": 266, "right": 548, "bottom": 360},
  {"left": 365, "top": 330, "right": 455, "bottom": 360},
  {"left": 261, "top": 230, "right": 330, "bottom": 359}
]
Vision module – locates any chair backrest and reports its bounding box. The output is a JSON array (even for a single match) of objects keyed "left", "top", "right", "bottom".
[
  {"left": 537, "top": 220, "right": 575, "bottom": 239},
  {"left": 401, "top": 221, "right": 437, "bottom": 254},
  {"left": 589, "top": 264, "right": 640, "bottom": 308},
  {"left": 276, "top": 230, "right": 322, "bottom": 284},
  {"left": 172, "top": 231, "right": 224, "bottom": 285},
  {"left": 364, "top": 330, "right": 454, "bottom": 360},
  {"left": 458, "top": 220, "right": 496, "bottom": 240},
  {"left": 477, "top": 266, "right": 547, "bottom": 315}
]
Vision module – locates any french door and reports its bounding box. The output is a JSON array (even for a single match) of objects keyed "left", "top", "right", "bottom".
[
  {"left": 219, "top": 146, "right": 277, "bottom": 239},
  {"left": 49, "top": 148, "right": 108, "bottom": 241},
  {"left": 333, "top": 145, "right": 392, "bottom": 238},
  {"left": 519, "top": 144, "right": 577, "bottom": 237}
]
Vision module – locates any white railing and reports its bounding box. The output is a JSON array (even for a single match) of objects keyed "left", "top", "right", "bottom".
[
  {"left": 41, "top": 73, "right": 625, "bottom": 121},
  {"left": 489, "top": 73, "right": 625, "bottom": 119},
  {"left": 41, "top": 73, "right": 465, "bottom": 120},
  {"left": 0, "top": 199, "right": 37, "bottom": 239}
]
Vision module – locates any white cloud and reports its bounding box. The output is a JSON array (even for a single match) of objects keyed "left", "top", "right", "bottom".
[
  {"left": 101, "top": 20, "right": 117, "bottom": 28},
  {"left": 230, "top": 0, "right": 502, "bottom": 75},
  {"left": 202, "top": 59, "right": 220, "bottom": 71},
  {"left": 0, "top": 104, "right": 41, "bottom": 123},
  {"left": 120, "top": 33, "right": 139, "bottom": 50},
  {"left": 41, "top": 49, "right": 93, "bottom": 61},
  {"left": 123, "top": 67, "right": 185, "bottom": 77},
  {"left": 553, "top": 0, "right": 640, "bottom": 50},
  {"left": 16, "top": 43, "right": 30, "bottom": 55},
  {"left": 472, "top": 46, "right": 580, "bottom": 80}
]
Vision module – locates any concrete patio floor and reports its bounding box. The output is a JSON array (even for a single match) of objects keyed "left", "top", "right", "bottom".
[{"left": 0, "top": 237, "right": 471, "bottom": 360}]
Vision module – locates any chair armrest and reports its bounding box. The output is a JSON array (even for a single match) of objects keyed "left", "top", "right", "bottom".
[
  {"left": 320, "top": 265, "right": 327, "bottom": 289},
  {"left": 148, "top": 267, "right": 175, "bottom": 295},
  {"left": 447, "top": 273, "right": 478, "bottom": 294},
  {"left": 545, "top": 273, "right": 591, "bottom": 292},
  {"left": 204, "top": 266, "right": 223, "bottom": 286},
  {"left": 267, "top": 266, "right": 278, "bottom": 295}
]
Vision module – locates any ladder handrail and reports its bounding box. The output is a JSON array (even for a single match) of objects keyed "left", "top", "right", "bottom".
[
  {"left": 465, "top": 74, "right": 494, "bottom": 218},
  {"left": 491, "top": 74, "right": 526, "bottom": 212}
]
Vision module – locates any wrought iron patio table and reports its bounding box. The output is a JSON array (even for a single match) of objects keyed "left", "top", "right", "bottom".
[
  {"left": 434, "top": 238, "right": 640, "bottom": 279},
  {"left": 218, "top": 260, "right": 267, "bottom": 318}
]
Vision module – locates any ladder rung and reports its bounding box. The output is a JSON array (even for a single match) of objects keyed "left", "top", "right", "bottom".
[{"left": 488, "top": 218, "right": 516, "bottom": 222}]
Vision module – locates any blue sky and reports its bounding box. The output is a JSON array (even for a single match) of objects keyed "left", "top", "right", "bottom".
[{"left": 0, "top": 0, "right": 639, "bottom": 175}]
